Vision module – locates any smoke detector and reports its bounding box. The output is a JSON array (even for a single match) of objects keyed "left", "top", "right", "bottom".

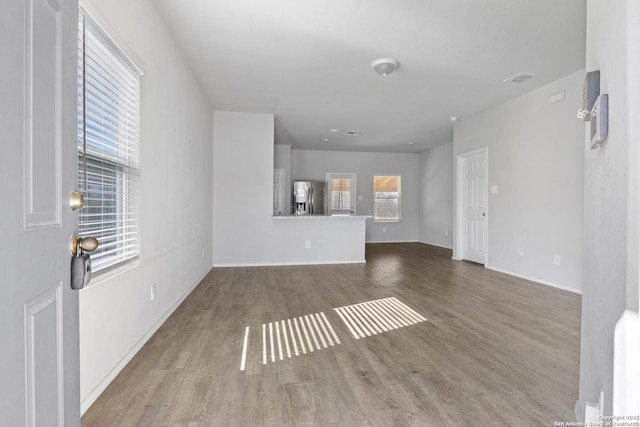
[
  {"left": 503, "top": 72, "right": 536, "bottom": 84},
  {"left": 345, "top": 130, "right": 364, "bottom": 136}
]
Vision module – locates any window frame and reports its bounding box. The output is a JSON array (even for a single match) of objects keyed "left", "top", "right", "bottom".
[
  {"left": 373, "top": 174, "right": 401, "bottom": 222},
  {"left": 77, "top": 7, "right": 142, "bottom": 276}
]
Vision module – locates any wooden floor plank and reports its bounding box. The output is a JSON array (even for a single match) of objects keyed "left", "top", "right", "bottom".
[{"left": 82, "top": 243, "right": 581, "bottom": 426}]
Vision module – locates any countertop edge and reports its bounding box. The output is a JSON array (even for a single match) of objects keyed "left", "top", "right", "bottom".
[{"left": 272, "top": 215, "right": 371, "bottom": 220}]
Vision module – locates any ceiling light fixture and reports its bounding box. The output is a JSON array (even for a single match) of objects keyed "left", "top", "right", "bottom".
[
  {"left": 503, "top": 72, "right": 536, "bottom": 84},
  {"left": 372, "top": 58, "right": 399, "bottom": 77}
]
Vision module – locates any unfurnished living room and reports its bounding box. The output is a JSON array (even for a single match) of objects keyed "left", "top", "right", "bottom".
[{"left": 1, "top": 0, "right": 639, "bottom": 426}]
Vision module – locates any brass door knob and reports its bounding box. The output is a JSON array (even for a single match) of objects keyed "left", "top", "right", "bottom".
[{"left": 70, "top": 233, "right": 99, "bottom": 256}]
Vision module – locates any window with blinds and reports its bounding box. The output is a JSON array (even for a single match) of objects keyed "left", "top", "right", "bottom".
[
  {"left": 373, "top": 175, "right": 401, "bottom": 221},
  {"left": 77, "top": 9, "right": 140, "bottom": 273}
]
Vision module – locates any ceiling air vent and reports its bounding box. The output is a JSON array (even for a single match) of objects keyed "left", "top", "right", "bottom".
[
  {"left": 345, "top": 130, "right": 364, "bottom": 136},
  {"left": 503, "top": 72, "right": 536, "bottom": 84}
]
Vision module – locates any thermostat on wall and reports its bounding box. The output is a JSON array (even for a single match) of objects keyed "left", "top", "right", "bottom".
[{"left": 590, "top": 94, "right": 608, "bottom": 149}]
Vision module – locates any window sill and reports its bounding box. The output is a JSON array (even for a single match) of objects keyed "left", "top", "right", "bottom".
[
  {"left": 83, "top": 258, "right": 140, "bottom": 288},
  {"left": 373, "top": 219, "right": 401, "bottom": 223}
]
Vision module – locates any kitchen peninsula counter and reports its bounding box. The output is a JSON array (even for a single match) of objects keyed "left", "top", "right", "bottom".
[
  {"left": 272, "top": 214, "right": 371, "bottom": 220},
  {"left": 266, "top": 214, "right": 369, "bottom": 265}
]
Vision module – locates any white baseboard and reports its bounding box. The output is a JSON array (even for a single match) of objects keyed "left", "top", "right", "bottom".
[
  {"left": 80, "top": 268, "right": 210, "bottom": 414},
  {"left": 417, "top": 240, "right": 453, "bottom": 250},
  {"left": 365, "top": 240, "right": 419, "bottom": 244},
  {"left": 213, "top": 260, "right": 366, "bottom": 268},
  {"left": 485, "top": 264, "right": 582, "bottom": 294},
  {"left": 575, "top": 400, "right": 584, "bottom": 422}
]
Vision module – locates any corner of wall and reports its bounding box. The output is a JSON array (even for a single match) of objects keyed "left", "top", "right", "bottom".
[
  {"left": 579, "top": 0, "right": 634, "bottom": 416},
  {"left": 418, "top": 142, "right": 453, "bottom": 248}
]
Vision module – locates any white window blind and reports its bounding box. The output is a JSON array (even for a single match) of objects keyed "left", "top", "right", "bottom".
[
  {"left": 77, "top": 9, "right": 140, "bottom": 273},
  {"left": 374, "top": 175, "right": 401, "bottom": 221}
]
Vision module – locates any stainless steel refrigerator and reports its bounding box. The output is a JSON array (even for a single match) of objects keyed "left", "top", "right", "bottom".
[{"left": 292, "top": 181, "right": 325, "bottom": 215}]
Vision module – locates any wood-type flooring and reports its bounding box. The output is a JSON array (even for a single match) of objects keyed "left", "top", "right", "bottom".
[{"left": 82, "top": 243, "right": 581, "bottom": 426}]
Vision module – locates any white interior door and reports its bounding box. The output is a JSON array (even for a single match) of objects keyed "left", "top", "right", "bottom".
[
  {"left": 461, "top": 150, "right": 488, "bottom": 264},
  {"left": 273, "top": 169, "right": 285, "bottom": 215},
  {"left": 0, "top": 0, "right": 80, "bottom": 425}
]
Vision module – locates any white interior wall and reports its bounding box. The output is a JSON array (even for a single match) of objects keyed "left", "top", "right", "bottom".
[
  {"left": 212, "top": 112, "right": 366, "bottom": 266},
  {"left": 629, "top": 0, "right": 640, "bottom": 313},
  {"left": 212, "top": 111, "right": 275, "bottom": 264},
  {"left": 419, "top": 142, "right": 453, "bottom": 248},
  {"left": 453, "top": 70, "right": 585, "bottom": 292},
  {"left": 78, "top": 0, "right": 213, "bottom": 412},
  {"left": 291, "top": 149, "right": 420, "bottom": 243},
  {"left": 578, "top": 0, "right": 639, "bottom": 418}
]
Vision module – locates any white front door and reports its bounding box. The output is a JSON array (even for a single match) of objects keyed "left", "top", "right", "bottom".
[
  {"left": 461, "top": 150, "right": 488, "bottom": 264},
  {"left": 0, "top": 0, "right": 80, "bottom": 425}
]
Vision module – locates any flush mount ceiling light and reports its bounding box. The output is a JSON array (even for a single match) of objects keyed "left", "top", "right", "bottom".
[
  {"left": 503, "top": 72, "right": 536, "bottom": 84},
  {"left": 372, "top": 58, "right": 399, "bottom": 77}
]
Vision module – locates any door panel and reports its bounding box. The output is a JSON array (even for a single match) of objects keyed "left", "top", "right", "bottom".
[
  {"left": 0, "top": 0, "right": 80, "bottom": 425},
  {"left": 25, "top": 288, "right": 62, "bottom": 426},
  {"left": 25, "top": 0, "right": 62, "bottom": 228}
]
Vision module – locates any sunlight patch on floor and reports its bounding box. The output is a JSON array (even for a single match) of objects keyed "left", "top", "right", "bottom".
[{"left": 333, "top": 297, "right": 427, "bottom": 339}]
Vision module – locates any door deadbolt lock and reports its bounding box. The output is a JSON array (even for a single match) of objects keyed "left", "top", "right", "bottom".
[
  {"left": 71, "top": 253, "right": 92, "bottom": 290},
  {"left": 69, "top": 233, "right": 99, "bottom": 290},
  {"left": 69, "top": 191, "right": 84, "bottom": 211}
]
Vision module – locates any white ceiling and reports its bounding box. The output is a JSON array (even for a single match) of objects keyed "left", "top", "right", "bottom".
[{"left": 152, "top": 0, "right": 586, "bottom": 153}]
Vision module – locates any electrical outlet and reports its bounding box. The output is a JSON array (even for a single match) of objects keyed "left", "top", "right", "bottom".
[
  {"left": 518, "top": 248, "right": 524, "bottom": 256},
  {"left": 382, "top": 227, "right": 387, "bottom": 233},
  {"left": 554, "top": 255, "right": 561, "bottom": 265},
  {"left": 201, "top": 248, "right": 205, "bottom": 258},
  {"left": 444, "top": 230, "right": 449, "bottom": 237},
  {"left": 150, "top": 284, "right": 156, "bottom": 301},
  {"left": 305, "top": 241, "right": 311, "bottom": 249}
]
